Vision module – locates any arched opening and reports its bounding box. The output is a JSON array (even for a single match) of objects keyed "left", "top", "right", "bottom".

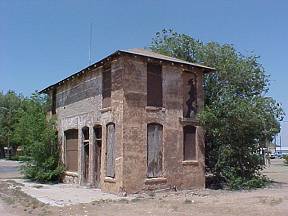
[{"left": 147, "top": 123, "right": 163, "bottom": 178}]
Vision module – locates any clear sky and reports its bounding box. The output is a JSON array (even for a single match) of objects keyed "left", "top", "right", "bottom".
[{"left": 1, "top": 0, "right": 287, "bottom": 146}]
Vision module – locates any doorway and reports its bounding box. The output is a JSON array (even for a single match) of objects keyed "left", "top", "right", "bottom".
[
  {"left": 65, "top": 129, "right": 78, "bottom": 172},
  {"left": 94, "top": 125, "right": 102, "bottom": 187},
  {"left": 82, "top": 127, "right": 89, "bottom": 183}
]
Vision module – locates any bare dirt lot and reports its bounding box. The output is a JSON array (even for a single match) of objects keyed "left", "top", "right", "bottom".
[{"left": 0, "top": 159, "right": 287, "bottom": 216}]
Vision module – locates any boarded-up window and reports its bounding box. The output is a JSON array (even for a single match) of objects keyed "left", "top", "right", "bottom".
[
  {"left": 106, "top": 123, "right": 115, "bottom": 178},
  {"left": 183, "top": 125, "right": 196, "bottom": 161},
  {"left": 147, "top": 63, "right": 162, "bottom": 107},
  {"left": 65, "top": 129, "right": 78, "bottom": 172},
  {"left": 183, "top": 71, "right": 197, "bottom": 118},
  {"left": 102, "top": 65, "right": 111, "bottom": 108},
  {"left": 147, "top": 123, "right": 163, "bottom": 178}
]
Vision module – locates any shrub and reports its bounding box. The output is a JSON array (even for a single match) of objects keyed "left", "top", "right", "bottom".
[
  {"left": 13, "top": 93, "right": 64, "bottom": 183},
  {"left": 227, "top": 175, "right": 270, "bottom": 190}
]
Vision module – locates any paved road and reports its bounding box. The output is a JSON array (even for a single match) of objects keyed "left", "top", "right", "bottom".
[
  {"left": 0, "top": 160, "right": 25, "bottom": 216},
  {"left": 0, "top": 159, "right": 23, "bottom": 179}
]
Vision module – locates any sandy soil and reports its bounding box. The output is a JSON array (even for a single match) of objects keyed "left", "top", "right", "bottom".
[{"left": 0, "top": 159, "right": 287, "bottom": 216}]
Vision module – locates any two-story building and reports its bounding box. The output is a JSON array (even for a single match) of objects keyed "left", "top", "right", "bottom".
[{"left": 40, "top": 48, "right": 214, "bottom": 193}]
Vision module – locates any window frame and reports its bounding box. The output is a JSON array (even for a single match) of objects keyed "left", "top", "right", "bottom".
[
  {"left": 102, "top": 65, "right": 112, "bottom": 108},
  {"left": 147, "top": 63, "right": 163, "bottom": 107},
  {"left": 183, "top": 125, "right": 197, "bottom": 161},
  {"left": 182, "top": 71, "right": 198, "bottom": 118},
  {"left": 147, "top": 123, "right": 164, "bottom": 178},
  {"left": 64, "top": 129, "right": 79, "bottom": 172},
  {"left": 106, "top": 122, "right": 116, "bottom": 178}
]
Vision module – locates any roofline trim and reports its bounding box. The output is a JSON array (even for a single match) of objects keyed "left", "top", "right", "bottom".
[
  {"left": 40, "top": 49, "right": 215, "bottom": 94},
  {"left": 39, "top": 50, "right": 121, "bottom": 93},
  {"left": 120, "top": 49, "right": 215, "bottom": 71}
]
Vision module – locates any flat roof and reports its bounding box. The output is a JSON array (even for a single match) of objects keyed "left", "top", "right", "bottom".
[{"left": 40, "top": 48, "right": 215, "bottom": 93}]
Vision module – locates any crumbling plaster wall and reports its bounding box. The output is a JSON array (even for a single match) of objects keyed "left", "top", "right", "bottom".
[
  {"left": 50, "top": 53, "right": 205, "bottom": 194},
  {"left": 54, "top": 57, "right": 125, "bottom": 193},
  {"left": 121, "top": 56, "right": 205, "bottom": 193}
]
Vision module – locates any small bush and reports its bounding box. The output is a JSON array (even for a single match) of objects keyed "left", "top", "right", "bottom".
[
  {"left": 21, "top": 124, "right": 65, "bottom": 183},
  {"left": 22, "top": 155, "right": 64, "bottom": 183},
  {"left": 226, "top": 175, "right": 270, "bottom": 190}
]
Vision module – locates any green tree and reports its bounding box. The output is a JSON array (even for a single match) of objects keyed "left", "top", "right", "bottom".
[
  {"left": 13, "top": 92, "right": 64, "bottom": 182},
  {"left": 0, "top": 90, "right": 23, "bottom": 158},
  {"left": 150, "top": 29, "right": 284, "bottom": 189}
]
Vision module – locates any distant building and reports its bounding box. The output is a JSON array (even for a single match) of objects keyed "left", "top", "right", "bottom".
[{"left": 40, "top": 48, "right": 214, "bottom": 193}]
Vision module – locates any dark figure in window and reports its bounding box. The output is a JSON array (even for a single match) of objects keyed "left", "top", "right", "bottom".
[{"left": 185, "top": 78, "right": 197, "bottom": 118}]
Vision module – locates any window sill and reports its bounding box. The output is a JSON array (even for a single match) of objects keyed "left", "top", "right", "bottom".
[
  {"left": 104, "top": 177, "right": 116, "bottom": 183},
  {"left": 182, "top": 160, "right": 199, "bottom": 166},
  {"left": 179, "top": 117, "right": 198, "bottom": 125},
  {"left": 145, "top": 177, "right": 167, "bottom": 185},
  {"left": 100, "top": 107, "right": 112, "bottom": 113},
  {"left": 145, "top": 106, "right": 166, "bottom": 112},
  {"left": 65, "top": 171, "right": 79, "bottom": 177}
]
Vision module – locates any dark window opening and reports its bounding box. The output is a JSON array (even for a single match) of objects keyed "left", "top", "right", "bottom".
[
  {"left": 147, "top": 123, "right": 163, "bottom": 178},
  {"left": 82, "top": 127, "right": 89, "bottom": 141},
  {"left": 183, "top": 125, "right": 196, "bottom": 161},
  {"left": 106, "top": 123, "right": 115, "bottom": 178},
  {"left": 93, "top": 125, "right": 102, "bottom": 186},
  {"left": 65, "top": 129, "right": 78, "bottom": 172},
  {"left": 52, "top": 89, "right": 57, "bottom": 115},
  {"left": 102, "top": 65, "right": 112, "bottom": 108},
  {"left": 147, "top": 63, "right": 163, "bottom": 107},
  {"left": 82, "top": 127, "right": 90, "bottom": 182},
  {"left": 183, "top": 71, "right": 197, "bottom": 118}
]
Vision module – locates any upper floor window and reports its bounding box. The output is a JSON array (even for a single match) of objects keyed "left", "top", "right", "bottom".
[
  {"left": 51, "top": 88, "right": 57, "bottom": 115},
  {"left": 147, "top": 63, "right": 163, "bottom": 107},
  {"left": 183, "top": 71, "right": 197, "bottom": 118},
  {"left": 102, "top": 65, "right": 111, "bottom": 108}
]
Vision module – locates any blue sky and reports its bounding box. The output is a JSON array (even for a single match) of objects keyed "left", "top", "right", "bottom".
[{"left": 1, "top": 0, "right": 287, "bottom": 145}]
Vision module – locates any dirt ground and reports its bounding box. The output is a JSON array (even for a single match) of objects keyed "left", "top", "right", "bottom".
[{"left": 0, "top": 159, "right": 288, "bottom": 216}]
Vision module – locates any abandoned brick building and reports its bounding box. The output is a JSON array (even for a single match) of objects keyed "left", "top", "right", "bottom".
[{"left": 40, "top": 48, "right": 214, "bottom": 193}]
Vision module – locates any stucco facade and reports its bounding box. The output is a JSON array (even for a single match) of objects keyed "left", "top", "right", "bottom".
[{"left": 42, "top": 49, "right": 214, "bottom": 194}]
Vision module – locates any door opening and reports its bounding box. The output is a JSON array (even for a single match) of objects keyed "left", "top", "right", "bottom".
[
  {"left": 82, "top": 127, "right": 89, "bottom": 183},
  {"left": 94, "top": 125, "right": 102, "bottom": 187}
]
